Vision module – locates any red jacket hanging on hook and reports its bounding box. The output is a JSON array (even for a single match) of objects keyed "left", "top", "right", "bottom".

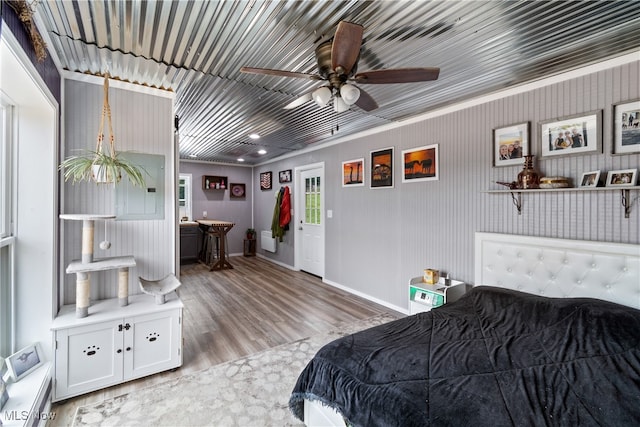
[{"left": 279, "top": 186, "right": 291, "bottom": 229}]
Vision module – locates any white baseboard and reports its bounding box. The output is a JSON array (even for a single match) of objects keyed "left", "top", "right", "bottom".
[
  {"left": 255, "top": 255, "right": 409, "bottom": 315},
  {"left": 256, "top": 254, "right": 297, "bottom": 271},
  {"left": 322, "top": 278, "right": 409, "bottom": 315}
]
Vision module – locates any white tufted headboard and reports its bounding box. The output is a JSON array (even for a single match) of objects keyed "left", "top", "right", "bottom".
[{"left": 475, "top": 232, "right": 640, "bottom": 310}]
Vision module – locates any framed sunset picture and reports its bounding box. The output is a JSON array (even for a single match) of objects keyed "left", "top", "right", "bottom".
[
  {"left": 342, "top": 158, "right": 365, "bottom": 187},
  {"left": 370, "top": 147, "right": 393, "bottom": 189},
  {"left": 402, "top": 144, "right": 439, "bottom": 183}
]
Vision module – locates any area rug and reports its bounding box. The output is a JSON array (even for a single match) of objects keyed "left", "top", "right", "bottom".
[{"left": 72, "top": 313, "right": 398, "bottom": 426}]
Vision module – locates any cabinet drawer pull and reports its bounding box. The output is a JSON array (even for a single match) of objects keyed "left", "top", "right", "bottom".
[
  {"left": 126, "top": 346, "right": 132, "bottom": 351},
  {"left": 117, "top": 349, "right": 122, "bottom": 354}
]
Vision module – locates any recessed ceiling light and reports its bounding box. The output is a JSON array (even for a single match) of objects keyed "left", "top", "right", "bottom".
[
  {"left": 258, "top": 149, "right": 267, "bottom": 155},
  {"left": 237, "top": 158, "right": 245, "bottom": 162},
  {"left": 249, "top": 133, "right": 260, "bottom": 139},
  {"left": 189, "top": 154, "right": 197, "bottom": 158}
]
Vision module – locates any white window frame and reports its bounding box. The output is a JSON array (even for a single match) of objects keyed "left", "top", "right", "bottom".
[
  {"left": 178, "top": 173, "right": 192, "bottom": 221},
  {"left": 0, "top": 96, "right": 16, "bottom": 357}
]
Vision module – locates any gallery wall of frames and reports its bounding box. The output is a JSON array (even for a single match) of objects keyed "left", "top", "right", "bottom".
[{"left": 251, "top": 57, "right": 639, "bottom": 311}]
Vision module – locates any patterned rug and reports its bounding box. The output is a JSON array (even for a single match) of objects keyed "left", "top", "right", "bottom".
[{"left": 72, "top": 313, "right": 398, "bottom": 426}]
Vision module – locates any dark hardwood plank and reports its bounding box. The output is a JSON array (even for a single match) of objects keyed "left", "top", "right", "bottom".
[{"left": 49, "top": 256, "right": 401, "bottom": 425}]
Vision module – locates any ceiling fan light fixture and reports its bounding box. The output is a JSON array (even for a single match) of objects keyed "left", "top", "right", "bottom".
[
  {"left": 340, "top": 84, "right": 360, "bottom": 105},
  {"left": 312, "top": 86, "right": 332, "bottom": 107},
  {"left": 333, "top": 96, "right": 350, "bottom": 113}
]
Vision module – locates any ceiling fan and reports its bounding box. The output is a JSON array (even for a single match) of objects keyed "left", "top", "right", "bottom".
[{"left": 240, "top": 21, "right": 440, "bottom": 113}]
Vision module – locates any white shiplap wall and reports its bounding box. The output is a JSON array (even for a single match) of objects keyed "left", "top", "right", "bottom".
[
  {"left": 255, "top": 57, "right": 640, "bottom": 312},
  {"left": 60, "top": 75, "right": 175, "bottom": 305}
]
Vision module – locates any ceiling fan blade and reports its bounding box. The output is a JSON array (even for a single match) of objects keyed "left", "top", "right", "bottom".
[
  {"left": 353, "top": 67, "right": 440, "bottom": 84},
  {"left": 240, "top": 67, "right": 323, "bottom": 81},
  {"left": 331, "top": 21, "right": 363, "bottom": 75},
  {"left": 283, "top": 91, "right": 313, "bottom": 110},
  {"left": 354, "top": 87, "right": 378, "bottom": 111}
]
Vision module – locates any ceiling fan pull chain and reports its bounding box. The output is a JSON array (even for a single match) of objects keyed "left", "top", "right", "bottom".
[{"left": 331, "top": 109, "right": 339, "bottom": 136}]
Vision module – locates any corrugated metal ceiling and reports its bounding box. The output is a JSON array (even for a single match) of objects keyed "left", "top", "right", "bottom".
[{"left": 34, "top": 0, "right": 640, "bottom": 164}]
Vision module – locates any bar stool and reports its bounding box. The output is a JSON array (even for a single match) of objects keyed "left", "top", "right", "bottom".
[
  {"left": 205, "top": 229, "right": 221, "bottom": 265},
  {"left": 198, "top": 225, "right": 209, "bottom": 262}
]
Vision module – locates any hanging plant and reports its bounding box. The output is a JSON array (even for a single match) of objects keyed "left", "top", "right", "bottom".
[
  {"left": 59, "top": 75, "right": 146, "bottom": 187},
  {"left": 7, "top": 0, "right": 48, "bottom": 62}
]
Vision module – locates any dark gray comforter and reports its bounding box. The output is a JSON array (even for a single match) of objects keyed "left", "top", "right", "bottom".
[{"left": 289, "top": 286, "right": 640, "bottom": 426}]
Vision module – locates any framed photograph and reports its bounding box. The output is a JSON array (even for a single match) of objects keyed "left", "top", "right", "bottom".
[
  {"left": 278, "top": 169, "right": 292, "bottom": 183},
  {"left": 6, "top": 343, "right": 43, "bottom": 382},
  {"left": 540, "top": 111, "right": 602, "bottom": 157},
  {"left": 259, "top": 172, "right": 272, "bottom": 191},
  {"left": 370, "top": 147, "right": 394, "bottom": 189},
  {"left": 493, "top": 122, "right": 529, "bottom": 167},
  {"left": 613, "top": 99, "right": 640, "bottom": 155},
  {"left": 605, "top": 168, "right": 637, "bottom": 187},
  {"left": 402, "top": 144, "right": 439, "bottom": 183},
  {"left": 230, "top": 183, "right": 246, "bottom": 198},
  {"left": 342, "top": 158, "right": 365, "bottom": 187},
  {"left": 579, "top": 170, "right": 601, "bottom": 188}
]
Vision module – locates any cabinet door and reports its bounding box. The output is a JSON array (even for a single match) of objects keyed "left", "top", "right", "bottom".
[
  {"left": 54, "top": 319, "right": 123, "bottom": 400},
  {"left": 180, "top": 227, "right": 201, "bottom": 263},
  {"left": 123, "top": 309, "right": 182, "bottom": 380}
]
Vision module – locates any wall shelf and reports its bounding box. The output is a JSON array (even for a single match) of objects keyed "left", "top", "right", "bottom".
[
  {"left": 202, "top": 175, "right": 227, "bottom": 190},
  {"left": 486, "top": 186, "right": 640, "bottom": 218}
]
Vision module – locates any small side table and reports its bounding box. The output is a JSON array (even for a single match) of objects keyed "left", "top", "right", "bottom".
[
  {"left": 409, "top": 276, "right": 466, "bottom": 314},
  {"left": 243, "top": 238, "right": 256, "bottom": 256}
]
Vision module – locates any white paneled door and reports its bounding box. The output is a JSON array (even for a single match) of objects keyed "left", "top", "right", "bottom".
[{"left": 297, "top": 165, "right": 324, "bottom": 278}]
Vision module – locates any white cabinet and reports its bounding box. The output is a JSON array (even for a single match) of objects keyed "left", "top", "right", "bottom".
[
  {"left": 409, "top": 276, "right": 466, "bottom": 314},
  {"left": 51, "top": 293, "right": 183, "bottom": 402}
]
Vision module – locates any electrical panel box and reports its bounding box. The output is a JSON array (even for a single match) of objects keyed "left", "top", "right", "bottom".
[{"left": 116, "top": 153, "right": 165, "bottom": 220}]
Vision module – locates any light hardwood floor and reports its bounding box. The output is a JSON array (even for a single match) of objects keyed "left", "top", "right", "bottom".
[{"left": 49, "top": 255, "right": 401, "bottom": 426}]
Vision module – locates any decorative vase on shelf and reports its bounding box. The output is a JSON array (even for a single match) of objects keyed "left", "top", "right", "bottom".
[{"left": 517, "top": 154, "right": 540, "bottom": 189}]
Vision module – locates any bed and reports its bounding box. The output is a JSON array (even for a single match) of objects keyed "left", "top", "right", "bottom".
[{"left": 289, "top": 232, "right": 640, "bottom": 426}]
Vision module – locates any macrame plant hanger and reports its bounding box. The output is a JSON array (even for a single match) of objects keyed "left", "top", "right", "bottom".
[{"left": 91, "top": 75, "right": 120, "bottom": 183}]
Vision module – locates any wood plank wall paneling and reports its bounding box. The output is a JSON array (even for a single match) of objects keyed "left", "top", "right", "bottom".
[
  {"left": 61, "top": 79, "right": 174, "bottom": 305},
  {"left": 255, "top": 60, "right": 640, "bottom": 310}
]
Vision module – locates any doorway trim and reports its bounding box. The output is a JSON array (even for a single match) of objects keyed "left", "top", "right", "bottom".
[{"left": 294, "top": 162, "right": 325, "bottom": 277}]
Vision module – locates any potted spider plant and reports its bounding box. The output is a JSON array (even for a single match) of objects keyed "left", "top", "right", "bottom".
[
  {"left": 59, "top": 75, "right": 146, "bottom": 187},
  {"left": 60, "top": 149, "right": 146, "bottom": 186}
]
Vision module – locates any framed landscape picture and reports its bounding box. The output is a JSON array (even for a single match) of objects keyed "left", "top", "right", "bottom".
[
  {"left": 402, "top": 144, "right": 439, "bottom": 183},
  {"left": 613, "top": 99, "right": 640, "bottom": 155},
  {"left": 370, "top": 147, "right": 393, "bottom": 189},
  {"left": 540, "top": 111, "right": 601, "bottom": 157},
  {"left": 342, "top": 158, "right": 365, "bottom": 187},
  {"left": 493, "top": 122, "right": 529, "bottom": 167}
]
